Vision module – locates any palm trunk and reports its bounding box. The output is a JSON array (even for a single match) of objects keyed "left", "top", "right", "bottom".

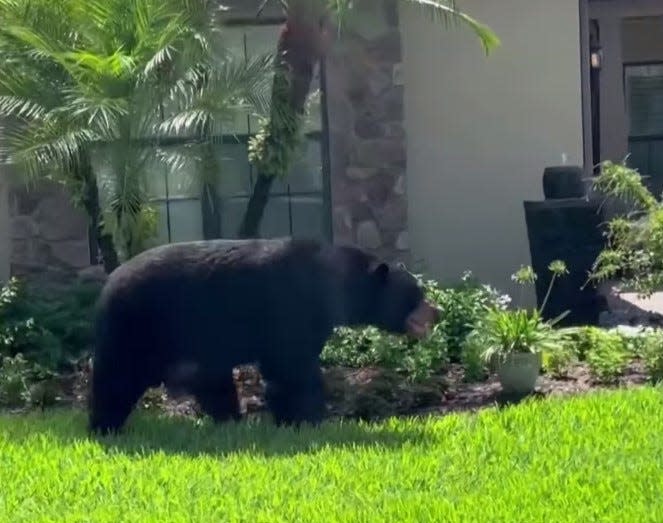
[
  {"left": 75, "top": 152, "right": 120, "bottom": 274},
  {"left": 238, "top": 6, "right": 332, "bottom": 238}
]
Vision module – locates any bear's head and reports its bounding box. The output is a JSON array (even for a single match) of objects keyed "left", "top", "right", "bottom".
[{"left": 365, "top": 262, "right": 441, "bottom": 338}]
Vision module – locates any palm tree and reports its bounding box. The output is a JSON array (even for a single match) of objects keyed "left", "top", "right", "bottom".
[
  {"left": 0, "top": 0, "right": 274, "bottom": 270},
  {"left": 238, "top": 0, "right": 501, "bottom": 237}
]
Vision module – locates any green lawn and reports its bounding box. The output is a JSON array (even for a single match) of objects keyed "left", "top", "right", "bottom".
[{"left": 1, "top": 388, "right": 663, "bottom": 522}]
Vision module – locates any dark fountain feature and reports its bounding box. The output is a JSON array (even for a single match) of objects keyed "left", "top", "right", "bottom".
[{"left": 523, "top": 165, "right": 608, "bottom": 326}]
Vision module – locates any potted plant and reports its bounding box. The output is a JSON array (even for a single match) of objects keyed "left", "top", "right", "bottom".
[{"left": 476, "top": 261, "right": 571, "bottom": 395}]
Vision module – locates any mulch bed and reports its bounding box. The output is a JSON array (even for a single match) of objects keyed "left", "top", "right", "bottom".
[{"left": 35, "top": 359, "right": 651, "bottom": 424}]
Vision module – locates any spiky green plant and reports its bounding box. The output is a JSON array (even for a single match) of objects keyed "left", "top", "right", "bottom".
[
  {"left": 476, "top": 261, "right": 573, "bottom": 364},
  {"left": 0, "top": 0, "right": 274, "bottom": 265},
  {"left": 589, "top": 159, "right": 663, "bottom": 297}
]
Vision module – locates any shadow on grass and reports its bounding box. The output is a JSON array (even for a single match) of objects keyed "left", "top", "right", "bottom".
[
  {"left": 1, "top": 407, "right": 440, "bottom": 459},
  {"left": 2, "top": 388, "right": 551, "bottom": 458}
]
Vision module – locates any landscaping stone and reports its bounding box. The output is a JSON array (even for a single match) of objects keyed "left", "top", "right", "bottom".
[
  {"left": 395, "top": 231, "right": 409, "bottom": 251},
  {"left": 346, "top": 167, "right": 380, "bottom": 180},
  {"left": 78, "top": 265, "right": 108, "bottom": 283},
  {"left": 354, "top": 139, "right": 406, "bottom": 169},
  {"left": 356, "top": 220, "right": 382, "bottom": 249},
  {"left": 8, "top": 180, "right": 89, "bottom": 278},
  {"left": 35, "top": 193, "right": 89, "bottom": 241},
  {"left": 597, "top": 282, "right": 663, "bottom": 328}
]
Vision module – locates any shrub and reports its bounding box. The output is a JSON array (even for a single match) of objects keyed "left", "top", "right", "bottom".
[
  {"left": 612, "top": 326, "right": 654, "bottom": 358},
  {"left": 321, "top": 271, "right": 510, "bottom": 382},
  {"left": 460, "top": 329, "right": 490, "bottom": 382},
  {"left": 321, "top": 326, "right": 405, "bottom": 369},
  {"left": 589, "top": 160, "right": 663, "bottom": 297},
  {"left": 0, "top": 353, "right": 55, "bottom": 408},
  {"left": 541, "top": 341, "right": 578, "bottom": 378},
  {"left": 427, "top": 271, "right": 511, "bottom": 362},
  {"left": 579, "top": 327, "right": 629, "bottom": 383},
  {"left": 0, "top": 277, "right": 101, "bottom": 372},
  {"left": 639, "top": 330, "right": 663, "bottom": 383},
  {"left": 321, "top": 324, "right": 448, "bottom": 383}
]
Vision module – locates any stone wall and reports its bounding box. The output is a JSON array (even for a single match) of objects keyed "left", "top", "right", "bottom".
[
  {"left": 9, "top": 181, "right": 91, "bottom": 279},
  {"left": 326, "top": 0, "right": 410, "bottom": 264}
]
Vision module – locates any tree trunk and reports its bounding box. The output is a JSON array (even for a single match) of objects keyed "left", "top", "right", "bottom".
[
  {"left": 75, "top": 152, "right": 120, "bottom": 274},
  {"left": 238, "top": 6, "right": 332, "bottom": 238},
  {"left": 201, "top": 141, "right": 222, "bottom": 239}
]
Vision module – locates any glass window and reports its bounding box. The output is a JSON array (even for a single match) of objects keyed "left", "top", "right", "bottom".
[
  {"left": 91, "top": 20, "right": 330, "bottom": 262},
  {"left": 215, "top": 142, "right": 253, "bottom": 197},
  {"left": 626, "top": 64, "right": 663, "bottom": 137},
  {"left": 626, "top": 63, "right": 663, "bottom": 195}
]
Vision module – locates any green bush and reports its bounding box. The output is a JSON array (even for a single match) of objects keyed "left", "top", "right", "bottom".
[
  {"left": 639, "top": 330, "right": 663, "bottom": 383},
  {"left": 578, "top": 327, "right": 629, "bottom": 383},
  {"left": 0, "top": 353, "right": 55, "bottom": 408},
  {"left": 321, "top": 271, "right": 510, "bottom": 382},
  {"left": 429, "top": 271, "right": 511, "bottom": 361},
  {"left": 460, "top": 329, "right": 490, "bottom": 382},
  {"left": 541, "top": 341, "right": 578, "bottom": 378},
  {"left": 0, "top": 277, "right": 101, "bottom": 373},
  {"left": 321, "top": 324, "right": 448, "bottom": 383},
  {"left": 590, "top": 160, "right": 663, "bottom": 297}
]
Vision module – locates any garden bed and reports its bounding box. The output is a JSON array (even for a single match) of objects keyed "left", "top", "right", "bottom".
[
  {"left": 1, "top": 271, "right": 661, "bottom": 424},
  {"left": 32, "top": 357, "right": 651, "bottom": 426}
]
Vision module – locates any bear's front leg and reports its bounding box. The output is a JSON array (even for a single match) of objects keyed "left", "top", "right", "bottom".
[
  {"left": 88, "top": 359, "right": 149, "bottom": 435},
  {"left": 262, "top": 360, "right": 326, "bottom": 428}
]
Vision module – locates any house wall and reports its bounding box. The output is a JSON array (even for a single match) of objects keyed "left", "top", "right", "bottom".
[
  {"left": 588, "top": 0, "right": 663, "bottom": 163},
  {"left": 400, "top": 0, "right": 585, "bottom": 297}
]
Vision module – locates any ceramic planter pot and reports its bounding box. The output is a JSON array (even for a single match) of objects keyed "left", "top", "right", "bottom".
[{"left": 496, "top": 352, "right": 542, "bottom": 395}]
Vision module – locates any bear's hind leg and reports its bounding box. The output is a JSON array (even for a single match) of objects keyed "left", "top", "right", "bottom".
[{"left": 191, "top": 371, "right": 242, "bottom": 424}]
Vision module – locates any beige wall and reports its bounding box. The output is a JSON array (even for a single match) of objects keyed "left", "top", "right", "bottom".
[{"left": 400, "top": 0, "right": 585, "bottom": 298}]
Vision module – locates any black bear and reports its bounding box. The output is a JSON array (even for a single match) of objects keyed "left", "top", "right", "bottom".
[{"left": 88, "top": 238, "right": 440, "bottom": 434}]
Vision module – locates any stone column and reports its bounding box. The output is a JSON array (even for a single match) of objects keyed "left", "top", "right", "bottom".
[
  {"left": 9, "top": 181, "right": 91, "bottom": 280},
  {"left": 326, "top": 0, "right": 410, "bottom": 264}
]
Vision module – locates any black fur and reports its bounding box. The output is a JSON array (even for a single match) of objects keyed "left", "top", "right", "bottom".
[{"left": 88, "top": 238, "right": 430, "bottom": 434}]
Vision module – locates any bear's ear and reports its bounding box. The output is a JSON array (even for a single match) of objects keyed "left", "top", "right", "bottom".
[{"left": 370, "top": 262, "right": 390, "bottom": 283}]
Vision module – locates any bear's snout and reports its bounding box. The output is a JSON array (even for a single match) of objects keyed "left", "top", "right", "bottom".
[{"left": 405, "top": 300, "right": 441, "bottom": 338}]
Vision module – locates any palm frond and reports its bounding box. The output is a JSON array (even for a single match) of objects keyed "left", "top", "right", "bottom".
[
  {"left": 400, "top": 0, "right": 500, "bottom": 54},
  {"left": 0, "top": 95, "right": 47, "bottom": 121},
  {"left": 2, "top": 120, "right": 98, "bottom": 182},
  {"left": 158, "top": 50, "right": 274, "bottom": 139},
  {"left": 157, "top": 108, "right": 211, "bottom": 138},
  {"left": 55, "top": 88, "right": 129, "bottom": 138}
]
